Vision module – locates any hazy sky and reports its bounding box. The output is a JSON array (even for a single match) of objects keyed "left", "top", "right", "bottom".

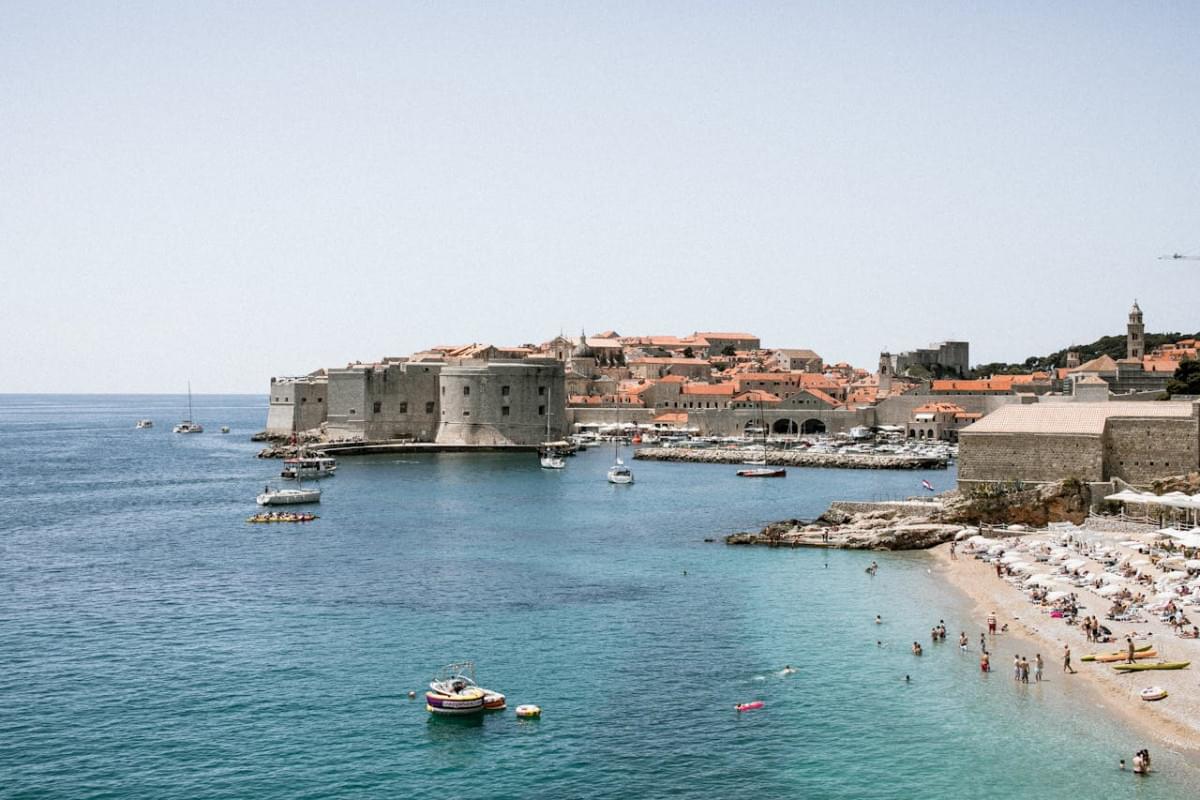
[{"left": 3, "top": 2, "right": 1198, "bottom": 393}]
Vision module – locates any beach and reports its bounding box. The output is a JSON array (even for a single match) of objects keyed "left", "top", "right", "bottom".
[{"left": 933, "top": 541, "right": 1200, "bottom": 756}]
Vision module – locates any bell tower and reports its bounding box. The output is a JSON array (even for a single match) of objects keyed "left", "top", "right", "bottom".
[
  {"left": 1126, "top": 300, "right": 1144, "bottom": 360},
  {"left": 878, "top": 351, "right": 893, "bottom": 396}
]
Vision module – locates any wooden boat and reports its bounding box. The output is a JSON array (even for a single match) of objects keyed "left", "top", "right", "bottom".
[
  {"left": 1112, "top": 661, "right": 1190, "bottom": 672},
  {"left": 1091, "top": 648, "right": 1158, "bottom": 663},
  {"left": 1082, "top": 643, "right": 1152, "bottom": 662}
]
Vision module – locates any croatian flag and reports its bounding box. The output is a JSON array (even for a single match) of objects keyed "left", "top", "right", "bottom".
[{"left": 921, "top": 479, "right": 935, "bottom": 492}]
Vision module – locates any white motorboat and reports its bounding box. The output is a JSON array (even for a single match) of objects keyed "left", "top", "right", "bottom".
[
  {"left": 425, "top": 662, "right": 487, "bottom": 716},
  {"left": 281, "top": 456, "right": 338, "bottom": 480},
  {"left": 256, "top": 484, "right": 321, "bottom": 506},
  {"left": 173, "top": 382, "right": 204, "bottom": 433},
  {"left": 135, "top": 419, "right": 153, "bottom": 429}
]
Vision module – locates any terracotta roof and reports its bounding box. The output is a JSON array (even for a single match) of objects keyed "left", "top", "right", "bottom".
[
  {"left": 1071, "top": 354, "right": 1119, "bottom": 374},
  {"left": 682, "top": 383, "right": 736, "bottom": 396},
  {"left": 695, "top": 331, "right": 758, "bottom": 339},
  {"left": 731, "top": 390, "right": 782, "bottom": 404},
  {"left": 804, "top": 388, "right": 843, "bottom": 408},
  {"left": 628, "top": 357, "right": 709, "bottom": 365},
  {"left": 1076, "top": 375, "right": 1108, "bottom": 385},
  {"left": 567, "top": 394, "right": 602, "bottom": 405},
  {"left": 657, "top": 374, "right": 688, "bottom": 384},
  {"left": 931, "top": 379, "right": 1014, "bottom": 392},
  {"left": 914, "top": 402, "right": 967, "bottom": 414},
  {"left": 775, "top": 348, "right": 821, "bottom": 359}
]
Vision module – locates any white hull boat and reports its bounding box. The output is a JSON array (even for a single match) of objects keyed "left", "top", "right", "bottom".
[
  {"left": 281, "top": 456, "right": 338, "bottom": 480},
  {"left": 256, "top": 486, "right": 321, "bottom": 506},
  {"left": 607, "top": 460, "right": 634, "bottom": 484},
  {"left": 135, "top": 419, "right": 153, "bottom": 429}
]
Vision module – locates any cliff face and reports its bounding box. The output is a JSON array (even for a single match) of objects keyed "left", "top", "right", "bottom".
[{"left": 946, "top": 479, "right": 1091, "bottom": 527}]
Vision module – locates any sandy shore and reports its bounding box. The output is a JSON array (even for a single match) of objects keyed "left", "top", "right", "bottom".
[{"left": 931, "top": 543, "right": 1200, "bottom": 756}]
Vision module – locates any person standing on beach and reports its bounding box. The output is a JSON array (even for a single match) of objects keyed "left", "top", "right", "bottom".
[
  {"left": 1126, "top": 636, "right": 1136, "bottom": 664},
  {"left": 1063, "top": 645, "right": 1076, "bottom": 674},
  {"left": 987, "top": 611, "right": 997, "bottom": 635},
  {"left": 1034, "top": 653, "right": 1043, "bottom": 682},
  {"left": 959, "top": 632, "right": 968, "bottom": 651},
  {"left": 980, "top": 651, "right": 990, "bottom": 673},
  {"left": 1013, "top": 655, "right": 1021, "bottom": 681},
  {"left": 1020, "top": 655, "right": 1030, "bottom": 683}
]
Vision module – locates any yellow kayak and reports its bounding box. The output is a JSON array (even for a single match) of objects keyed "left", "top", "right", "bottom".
[
  {"left": 1082, "top": 643, "right": 1152, "bottom": 662},
  {"left": 1092, "top": 649, "right": 1157, "bottom": 663}
]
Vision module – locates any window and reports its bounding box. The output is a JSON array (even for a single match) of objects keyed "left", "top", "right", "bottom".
[
  {"left": 399, "top": 402, "right": 408, "bottom": 413},
  {"left": 441, "top": 386, "right": 446, "bottom": 396},
  {"left": 501, "top": 385, "right": 510, "bottom": 396},
  {"left": 425, "top": 401, "right": 435, "bottom": 413},
  {"left": 373, "top": 401, "right": 382, "bottom": 414},
  {"left": 463, "top": 410, "right": 470, "bottom": 417},
  {"left": 317, "top": 397, "right": 322, "bottom": 403},
  {"left": 502, "top": 406, "right": 510, "bottom": 416},
  {"left": 463, "top": 386, "right": 470, "bottom": 396},
  {"left": 538, "top": 386, "right": 546, "bottom": 396},
  {"left": 538, "top": 405, "right": 545, "bottom": 415}
]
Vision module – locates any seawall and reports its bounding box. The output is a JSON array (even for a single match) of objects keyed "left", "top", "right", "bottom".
[{"left": 633, "top": 447, "right": 946, "bottom": 470}]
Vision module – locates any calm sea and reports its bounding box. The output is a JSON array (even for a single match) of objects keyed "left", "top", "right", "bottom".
[{"left": 0, "top": 395, "right": 1193, "bottom": 799}]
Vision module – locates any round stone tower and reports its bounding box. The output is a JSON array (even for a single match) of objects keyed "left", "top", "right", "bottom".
[
  {"left": 1127, "top": 300, "right": 1144, "bottom": 360},
  {"left": 435, "top": 361, "right": 566, "bottom": 446}
]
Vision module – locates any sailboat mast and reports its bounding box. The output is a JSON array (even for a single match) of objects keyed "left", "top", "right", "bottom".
[{"left": 187, "top": 381, "right": 193, "bottom": 420}]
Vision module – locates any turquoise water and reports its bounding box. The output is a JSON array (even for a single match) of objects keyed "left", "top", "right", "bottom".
[{"left": 1, "top": 395, "right": 1193, "bottom": 798}]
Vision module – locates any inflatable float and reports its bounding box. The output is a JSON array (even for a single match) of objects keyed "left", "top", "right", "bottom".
[
  {"left": 1140, "top": 686, "right": 1168, "bottom": 702},
  {"left": 735, "top": 701, "right": 765, "bottom": 712},
  {"left": 515, "top": 704, "right": 541, "bottom": 719}
]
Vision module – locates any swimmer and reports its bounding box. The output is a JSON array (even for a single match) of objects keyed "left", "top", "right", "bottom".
[
  {"left": 877, "top": 640, "right": 883, "bottom": 647},
  {"left": 779, "top": 665, "right": 796, "bottom": 676},
  {"left": 875, "top": 615, "right": 882, "bottom": 625},
  {"left": 904, "top": 675, "right": 911, "bottom": 682}
]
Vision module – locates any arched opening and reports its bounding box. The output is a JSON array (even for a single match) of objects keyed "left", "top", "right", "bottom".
[
  {"left": 800, "top": 418, "right": 826, "bottom": 434},
  {"left": 772, "top": 418, "right": 799, "bottom": 435},
  {"left": 908, "top": 429, "right": 916, "bottom": 438}
]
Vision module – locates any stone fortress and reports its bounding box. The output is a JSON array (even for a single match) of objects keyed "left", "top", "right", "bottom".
[{"left": 266, "top": 354, "right": 567, "bottom": 448}]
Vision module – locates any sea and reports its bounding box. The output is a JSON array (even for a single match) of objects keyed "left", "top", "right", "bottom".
[{"left": 1, "top": 394, "right": 1195, "bottom": 799}]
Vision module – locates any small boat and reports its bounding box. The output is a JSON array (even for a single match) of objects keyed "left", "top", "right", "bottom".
[
  {"left": 426, "top": 662, "right": 487, "bottom": 716},
  {"left": 1082, "top": 644, "right": 1153, "bottom": 662},
  {"left": 281, "top": 456, "right": 338, "bottom": 480},
  {"left": 607, "top": 459, "right": 634, "bottom": 485},
  {"left": 135, "top": 419, "right": 154, "bottom": 429},
  {"left": 256, "top": 484, "right": 321, "bottom": 506},
  {"left": 737, "top": 468, "right": 787, "bottom": 478},
  {"left": 1092, "top": 649, "right": 1158, "bottom": 664},
  {"left": 515, "top": 704, "right": 541, "bottom": 719},
  {"left": 220, "top": 426, "right": 230, "bottom": 434},
  {"left": 735, "top": 701, "right": 765, "bottom": 712},
  {"left": 1140, "top": 686, "right": 1168, "bottom": 701},
  {"left": 246, "top": 512, "right": 319, "bottom": 523},
  {"left": 1112, "top": 661, "right": 1190, "bottom": 672},
  {"left": 481, "top": 690, "right": 507, "bottom": 711},
  {"left": 538, "top": 387, "right": 566, "bottom": 469},
  {"left": 173, "top": 382, "right": 204, "bottom": 433}
]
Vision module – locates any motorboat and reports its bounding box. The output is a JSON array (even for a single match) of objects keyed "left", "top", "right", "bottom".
[
  {"left": 607, "top": 459, "right": 634, "bottom": 485},
  {"left": 737, "top": 468, "right": 787, "bottom": 478},
  {"left": 426, "top": 662, "right": 487, "bottom": 715},
  {"left": 173, "top": 382, "right": 203, "bottom": 433},
  {"left": 256, "top": 484, "right": 321, "bottom": 506},
  {"left": 281, "top": 456, "right": 338, "bottom": 480},
  {"left": 135, "top": 419, "right": 153, "bottom": 429}
]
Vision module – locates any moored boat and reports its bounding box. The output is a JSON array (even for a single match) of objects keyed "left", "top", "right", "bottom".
[
  {"left": 426, "top": 662, "right": 487, "bottom": 716},
  {"left": 173, "top": 382, "right": 204, "bottom": 433},
  {"left": 135, "top": 419, "right": 153, "bottom": 429},
  {"left": 736, "top": 468, "right": 787, "bottom": 478},
  {"left": 246, "top": 512, "right": 319, "bottom": 523},
  {"left": 1082, "top": 643, "right": 1153, "bottom": 662},
  {"left": 281, "top": 456, "right": 337, "bottom": 480}
]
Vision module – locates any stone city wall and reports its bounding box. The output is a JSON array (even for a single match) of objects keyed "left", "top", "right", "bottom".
[
  {"left": 1105, "top": 415, "right": 1200, "bottom": 485},
  {"left": 958, "top": 432, "right": 1105, "bottom": 485}
]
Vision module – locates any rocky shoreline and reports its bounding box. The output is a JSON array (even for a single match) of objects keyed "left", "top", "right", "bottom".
[
  {"left": 634, "top": 447, "right": 946, "bottom": 470},
  {"left": 725, "top": 479, "right": 1093, "bottom": 551}
]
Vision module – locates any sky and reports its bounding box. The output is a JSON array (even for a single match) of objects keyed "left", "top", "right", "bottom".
[{"left": 2, "top": 1, "right": 1199, "bottom": 393}]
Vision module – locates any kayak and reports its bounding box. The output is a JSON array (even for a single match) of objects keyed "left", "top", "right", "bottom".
[
  {"left": 1082, "top": 644, "right": 1152, "bottom": 662},
  {"left": 1091, "top": 649, "right": 1158, "bottom": 663},
  {"left": 1112, "top": 661, "right": 1190, "bottom": 672}
]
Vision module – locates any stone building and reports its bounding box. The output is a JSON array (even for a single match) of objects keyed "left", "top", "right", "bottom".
[
  {"left": 265, "top": 374, "right": 328, "bottom": 436},
  {"left": 958, "top": 401, "right": 1200, "bottom": 488},
  {"left": 435, "top": 361, "right": 566, "bottom": 446},
  {"left": 325, "top": 360, "right": 444, "bottom": 441},
  {"left": 771, "top": 348, "right": 824, "bottom": 372},
  {"left": 884, "top": 341, "right": 970, "bottom": 379},
  {"left": 904, "top": 403, "right": 981, "bottom": 442}
]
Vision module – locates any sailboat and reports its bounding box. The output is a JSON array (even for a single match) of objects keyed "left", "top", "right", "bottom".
[
  {"left": 172, "top": 382, "right": 204, "bottom": 433},
  {"left": 607, "top": 419, "right": 634, "bottom": 484},
  {"left": 737, "top": 398, "right": 785, "bottom": 478},
  {"left": 539, "top": 386, "right": 566, "bottom": 469},
  {"left": 257, "top": 464, "right": 321, "bottom": 506}
]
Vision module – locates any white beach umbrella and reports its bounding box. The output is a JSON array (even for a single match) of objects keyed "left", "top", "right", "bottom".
[
  {"left": 1185, "top": 559, "right": 1200, "bottom": 570},
  {"left": 1153, "top": 591, "right": 1179, "bottom": 601},
  {"left": 1045, "top": 590, "right": 1071, "bottom": 602},
  {"left": 987, "top": 544, "right": 1006, "bottom": 556},
  {"left": 1161, "top": 571, "right": 1189, "bottom": 583},
  {"left": 1095, "top": 584, "right": 1124, "bottom": 597},
  {"left": 1008, "top": 562, "right": 1033, "bottom": 574},
  {"left": 1063, "top": 558, "right": 1087, "bottom": 571},
  {"left": 1025, "top": 575, "right": 1057, "bottom": 587},
  {"left": 1119, "top": 540, "right": 1144, "bottom": 548},
  {"left": 1130, "top": 558, "right": 1152, "bottom": 567},
  {"left": 1160, "top": 556, "right": 1186, "bottom": 568}
]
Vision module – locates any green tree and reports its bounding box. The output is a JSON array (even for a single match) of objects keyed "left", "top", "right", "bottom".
[
  {"left": 721, "top": 344, "right": 736, "bottom": 356},
  {"left": 682, "top": 346, "right": 695, "bottom": 359},
  {"left": 1166, "top": 359, "right": 1200, "bottom": 396}
]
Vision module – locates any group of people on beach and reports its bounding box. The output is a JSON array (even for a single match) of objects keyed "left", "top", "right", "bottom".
[
  {"left": 1010, "top": 653, "right": 1043, "bottom": 683},
  {"left": 1121, "top": 749, "right": 1153, "bottom": 775}
]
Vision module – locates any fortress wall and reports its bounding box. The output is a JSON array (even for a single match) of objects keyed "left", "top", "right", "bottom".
[
  {"left": 875, "top": 394, "right": 1019, "bottom": 426},
  {"left": 1105, "top": 416, "right": 1200, "bottom": 485},
  {"left": 958, "top": 432, "right": 1104, "bottom": 484},
  {"left": 436, "top": 362, "right": 566, "bottom": 446}
]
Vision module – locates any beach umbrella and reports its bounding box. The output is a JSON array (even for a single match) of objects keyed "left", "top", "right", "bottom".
[
  {"left": 987, "top": 544, "right": 1006, "bottom": 556},
  {"left": 1161, "top": 570, "right": 1189, "bottom": 583},
  {"left": 1095, "top": 584, "right": 1124, "bottom": 597},
  {"left": 1185, "top": 559, "right": 1200, "bottom": 570},
  {"left": 1130, "top": 558, "right": 1152, "bottom": 566},
  {"left": 1045, "top": 590, "right": 1071, "bottom": 602},
  {"left": 1008, "top": 562, "right": 1033, "bottom": 574},
  {"left": 1063, "top": 558, "right": 1087, "bottom": 571},
  {"left": 1153, "top": 591, "right": 1179, "bottom": 601},
  {"left": 1025, "top": 575, "right": 1057, "bottom": 587}
]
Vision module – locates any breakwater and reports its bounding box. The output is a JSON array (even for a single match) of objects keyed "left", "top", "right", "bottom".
[{"left": 633, "top": 447, "right": 947, "bottom": 470}]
